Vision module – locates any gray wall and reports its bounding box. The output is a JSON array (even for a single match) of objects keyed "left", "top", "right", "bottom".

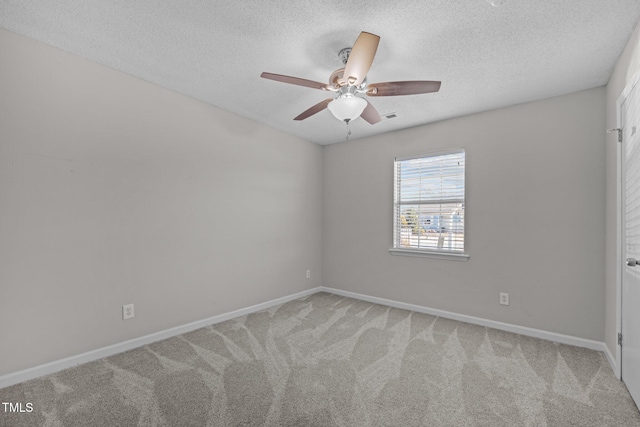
[
  {"left": 0, "top": 29, "right": 323, "bottom": 376},
  {"left": 323, "top": 87, "right": 606, "bottom": 341},
  {"left": 605, "top": 21, "right": 640, "bottom": 359}
]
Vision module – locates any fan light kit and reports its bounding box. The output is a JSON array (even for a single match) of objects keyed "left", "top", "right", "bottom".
[
  {"left": 261, "top": 31, "right": 441, "bottom": 137},
  {"left": 327, "top": 93, "right": 367, "bottom": 121}
]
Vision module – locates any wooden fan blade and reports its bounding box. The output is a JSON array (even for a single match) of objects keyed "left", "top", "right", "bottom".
[
  {"left": 261, "top": 72, "right": 328, "bottom": 90},
  {"left": 294, "top": 98, "right": 333, "bottom": 121},
  {"left": 367, "top": 81, "right": 441, "bottom": 96},
  {"left": 360, "top": 100, "right": 381, "bottom": 124},
  {"left": 343, "top": 32, "right": 380, "bottom": 86}
]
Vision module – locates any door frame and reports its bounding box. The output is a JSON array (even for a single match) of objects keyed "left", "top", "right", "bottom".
[{"left": 615, "top": 70, "right": 640, "bottom": 380}]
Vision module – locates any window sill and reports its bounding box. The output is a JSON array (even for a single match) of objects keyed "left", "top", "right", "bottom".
[{"left": 389, "top": 248, "right": 470, "bottom": 261}]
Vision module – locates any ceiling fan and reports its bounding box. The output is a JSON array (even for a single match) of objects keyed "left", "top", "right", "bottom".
[{"left": 260, "top": 31, "right": 441, "bottom": 125}]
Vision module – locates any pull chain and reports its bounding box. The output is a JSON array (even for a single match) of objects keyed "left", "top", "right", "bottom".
[{"left": 345, "top": 119, "right": 351, "bottom": 141}]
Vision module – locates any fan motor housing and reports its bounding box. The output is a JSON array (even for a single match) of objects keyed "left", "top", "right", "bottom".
[
  {"left": 329, "top": 68, "right": 345, "bottom": 87},
  {"left": 329, "top": 67, "right": 368, "bottom": 91}
]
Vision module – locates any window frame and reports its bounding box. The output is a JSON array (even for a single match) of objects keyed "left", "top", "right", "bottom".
[{"left": 389, "top": 148, "right": 469, "bottom": 261}]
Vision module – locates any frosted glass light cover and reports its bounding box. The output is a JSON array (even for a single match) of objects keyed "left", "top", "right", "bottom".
[{"left": 327, "top": 96, "right": 367, "bottom": 121}]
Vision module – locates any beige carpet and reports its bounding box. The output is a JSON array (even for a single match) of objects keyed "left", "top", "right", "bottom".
[{"left": 1, "top": 292, "right": 639, "bottom": 426}]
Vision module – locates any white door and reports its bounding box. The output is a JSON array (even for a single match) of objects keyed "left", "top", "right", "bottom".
[{"left": 621, "top": 79, "right": 640, "bottom": 406}]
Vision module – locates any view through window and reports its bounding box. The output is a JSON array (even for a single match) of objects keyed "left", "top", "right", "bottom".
[{"left": 393, "top": 150, "right": 465, "bottom": 253}]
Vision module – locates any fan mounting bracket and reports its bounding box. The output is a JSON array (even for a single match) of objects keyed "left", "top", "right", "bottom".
[{"left": 338, "top": 48, "right": 352, "bottom": 65}]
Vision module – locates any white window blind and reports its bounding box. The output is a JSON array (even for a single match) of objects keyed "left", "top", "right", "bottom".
[{"left": 393, "top": 150, "right": 465, "bottom": 254}]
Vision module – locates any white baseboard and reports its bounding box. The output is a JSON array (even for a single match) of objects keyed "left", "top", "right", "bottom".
[
  {"left": 319, "top": 286, "right": 608, "bottom": 353},
  {"left": 0, "top": 287, "right": 318, "bottom": 389},
  {"left": 604, "top": 344, "right": 618, "bottom": 377},
  {"left": 1, "top": 285, "right": 611, "bottom": 389}
]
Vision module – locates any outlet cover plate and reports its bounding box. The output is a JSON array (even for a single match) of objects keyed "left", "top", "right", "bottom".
[
  {"left": 123, "top": 304, "right": 135, "bottom": 320},
  {"left": 499, "top": 293, "right": 509, "bottom": 306}
]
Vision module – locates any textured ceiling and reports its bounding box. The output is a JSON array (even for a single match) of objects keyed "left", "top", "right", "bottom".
[{"left": 1, "top": 1, "right": 639, "bottom": 145}]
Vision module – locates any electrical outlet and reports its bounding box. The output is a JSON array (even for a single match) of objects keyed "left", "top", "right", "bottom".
[
  {"left": 123, "top": 304, "right": 134, "bottom": 320},
  {"left": 499, "top": 293, "right": 509, "bottom": 306},
  {"left": 306, "top": 269, "right": 311, "bottom": 279}
]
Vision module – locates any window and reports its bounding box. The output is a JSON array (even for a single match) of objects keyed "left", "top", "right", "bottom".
[{"left": 390, "top": 149, "right": 468, "bottom": 259}]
